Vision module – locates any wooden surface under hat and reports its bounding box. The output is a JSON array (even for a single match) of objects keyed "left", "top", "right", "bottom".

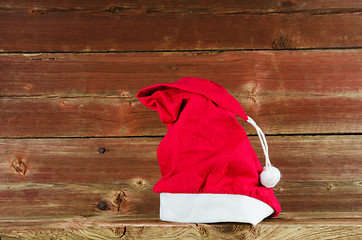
[{"left": 1, "top": 0, "right": 361, "bottom": 239}]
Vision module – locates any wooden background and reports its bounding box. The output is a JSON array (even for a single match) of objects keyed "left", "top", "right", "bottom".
[{"left": 0, "top": 1, "right": 361, "bottom": 239}]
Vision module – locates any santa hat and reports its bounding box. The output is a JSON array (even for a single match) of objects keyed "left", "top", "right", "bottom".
[{"left": 137, "top": 77, "right": 281, "bottom": 225}]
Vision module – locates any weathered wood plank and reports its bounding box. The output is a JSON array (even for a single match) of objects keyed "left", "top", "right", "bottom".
[
  {"left": 0, "top": 181, "right": 360, "bottom": 218},
  {"left": 0, "top": 98, "right": 133, "bottom": 137},
  {"left": 1, "top": 212, "right": 361, "bottom": 227},
  {"left": 2, "top": 0, "right": 362, "bottom": 15},
  {"left": 2, "top": 51, "right": 361, "bottom": 97},
  {"left": 0, "top": 182, "right": 158, "bottom": 218},
  {"left": 0, "top": 137, "right": 159, "bottom": 184},
  {"left": 1, "top": 136, "right": 360, "bottom": 184},
  {"left": 0, "top": 136, "right": 360, "bottom": 218},
  {"left": 1, "top": 96, "right": 361, "bottom": 137},
  {"left": 0, "top": 1, "right": 361, "bottom": 51},
  {"left": 1, "top": 51, "right": 361, "bottom": 136},
  {"left": 0, "top": 213, "right": 361, "bottom": 239}
]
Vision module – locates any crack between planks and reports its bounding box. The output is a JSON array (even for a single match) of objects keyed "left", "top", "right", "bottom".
[
  {"left": 0, "top": 132, "right": 361, "bottom": 140},
  {"left": 1, "top": 47, "right": 362, "bottom": 55},
  {"left": 1, "top": 6, "right": 361, "bottom": 15},
  {"left": 1, "top": 92, "right": 361, "bottom": 100},
  {"left": 0, "top": 95, "right": 133, "bottom": 99},
  {"left": 224, "top": 8, "right": 362, "bottom": 16}
]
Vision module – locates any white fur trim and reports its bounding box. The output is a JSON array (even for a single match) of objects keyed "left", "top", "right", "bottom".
[{"left": 160, "top": 193, "right": 274, "bottom": 226}]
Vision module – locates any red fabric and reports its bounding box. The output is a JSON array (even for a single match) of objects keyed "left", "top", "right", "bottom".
[{"left": 137, "top": 77, "right": 281, "bottom": 216}]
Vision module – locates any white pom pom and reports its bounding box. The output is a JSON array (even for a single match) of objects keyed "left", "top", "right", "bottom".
[{"left": 260, "top": 166, "right": 281, "bottom": 188}]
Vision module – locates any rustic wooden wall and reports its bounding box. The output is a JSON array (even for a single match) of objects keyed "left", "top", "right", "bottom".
[{"left": 0, "top": 1, "right": 361, "bottom": 239}]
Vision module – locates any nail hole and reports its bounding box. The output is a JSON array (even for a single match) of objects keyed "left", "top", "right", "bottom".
[
  {"left": 60, "top": 101, "right": 67, "bottom": 107},
  {"left": 327, "top": 183, "right": 335, "bottom": 190},
  {"left": 98, "top": 201, "right": 107, "bottom": 210},
  {"left": 98, "top": 147, "right": 106, "bottom": 154}
]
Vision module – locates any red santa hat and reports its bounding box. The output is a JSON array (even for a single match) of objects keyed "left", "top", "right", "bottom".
[{"left": 137, "top": 77, "right": 281, "bottom": 225}]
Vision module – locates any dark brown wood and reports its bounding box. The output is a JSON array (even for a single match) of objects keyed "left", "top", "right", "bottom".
[
  {"left": 2, "top": 0, "right": 362, "bottom": 15},
  {"left": 0, "top": 1, "right": 361, "bottom": 51},
  {"left": 0, "top": 136, "right": 360, "bottom": 218},
  {"left": 1, "top": 50, "right": 361, "bottom": 137}
]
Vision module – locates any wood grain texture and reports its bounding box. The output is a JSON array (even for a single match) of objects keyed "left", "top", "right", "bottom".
[
  {"left": 1, "top": 50, "right": 361, "bottom": 137},
  {"left": 2, "top": 0, "right": 362, "bottom": 14},
  {"left": 1, "top": 136, "right": 360, "bottom": 184},
  {"left": 0, "top": 1, "right": 361, "bottom": 51},
  {"left": 0, "top": 181, "right": 360, "bottom": 218},
  {"left": 2, "top": 51, "right": 361, "bottom": 97},
  {"left": 1, "top": 213, "right": 361, "bottom": 239},
  {"left": 0, "top": 136, "right": 360, "bottom": 218},
  {"left": 1, "top": 1, "right": 361, "bottom": 238}
]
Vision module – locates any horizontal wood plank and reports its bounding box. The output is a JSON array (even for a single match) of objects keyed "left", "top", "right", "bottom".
[
  {"left": 0, "top": 181, "right": 360, "bottom": 218},
  {"left": 0, "top": 213, "right": 361, "bottom": 239},
  {"left": 0, "top": 98, "right": 132, "bottom": 137},
  {"left": 1, "top": 136, "right": 360, "bottom": 184},
  {"left": 0, "top": 1, "right": 361, "bottom": 51},
  {"left": 1, "top": 50, "right": 361, "bottom": 136},
  {"left": 2, "top": 0, "right": 362, "bottom": 15},
  {"left": 0, "top": 136, "right": 360, "bottom": 218},
  {"left": 1, "top": 97, "right": 361, "bottom": 137},
  {"left": 2, "top": 51, "right": 361, "bottom": 97},
  {"left": 0, "top": 182, "right": 158, "bottom": 218}
]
